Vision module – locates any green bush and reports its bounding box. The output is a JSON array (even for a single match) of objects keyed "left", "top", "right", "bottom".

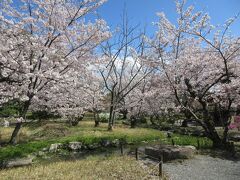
[{"left": 27, "top": 110, "right": 60, "bottom": 120}]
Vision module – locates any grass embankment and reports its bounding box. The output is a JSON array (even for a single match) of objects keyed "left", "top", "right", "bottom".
[
  {"left": 0, "top": 155, "right": 162, "bottom": 180},
  {"left": 0, "top": 120, "right": 213, "bottom": 162},
  {"left": 0, "top": 121, "right": 165, "bottom": 161},
  {"left": 165, "top": 134, "right": 212, "bottom": 148}
]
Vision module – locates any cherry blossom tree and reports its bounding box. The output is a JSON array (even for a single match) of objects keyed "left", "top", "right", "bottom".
[
  {"left": 83, "top": 72, "right": 105, "bottom": 127},
  {"left": 229, "top": 116, "right": 240, "bottom": 131},
  {"left": 0, "top": 0, "right": 110, "bottom": 144},
  {"left": 149, "top": 0, "right": 240, "bottom": 148},
  {"left": 124, "top": 73, "right": 156, "bottom": 128},
  {"left": 99, "top": 15, "right": 154, "bottom": 130}
]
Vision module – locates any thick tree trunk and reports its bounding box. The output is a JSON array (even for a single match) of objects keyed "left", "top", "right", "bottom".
[
  {"left": 199, "top": 101, "right": 227, "bottom": 149},
  {"left": 108, "top": 107, "right": 115, "bottom": 131},
  {"left": 9, "top": 122, "right": 22, "bottom": 145},
  {"left": 95, "top": 120, "right": 99, "bottom": 127},
  {"left": 203, "top": 117, "right": 223, "bottom": 148},
  {"left": 121, "top": 109, "right": 128, "bottom": 119},
  {"left": 94, "top": 111, "right": 100, "bottom": 127},
  {"left": 211, "top": 136, "right": 224, "bottom": 148},
  {"left": 109, "top": 111, "right": 115, "bottom": 130},
  {"left": 130, "top": 116, "right": 137, "bottom": 128},
  {"left": 108, "top": 120, "right": 113, "bottom": 131},
  {"left": 204, "top": 117, "right": 228, "bottom": 148},
  {"left": 9, "top": 98, "right": 31, "bottom": 144}
]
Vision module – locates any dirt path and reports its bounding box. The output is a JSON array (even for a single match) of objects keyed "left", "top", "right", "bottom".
[{"left": 163, "top": 155, "right": 240, "bottom": 180}]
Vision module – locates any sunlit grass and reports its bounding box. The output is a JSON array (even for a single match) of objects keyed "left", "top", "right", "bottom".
[
  {"left": 0, "top": 120, "right": 215, "bottom": 162},
  {"left": 0, "top": 155, "right": 160, "bottom": 180},
  {"left": 0, "top": 127, "right": 30, "bottom": 143},
  {"left": 0, "top": 120, "right": 164, "bottom": 161},
  {"left": 167, "top": 134, "right": 212, "bottom": 149}
]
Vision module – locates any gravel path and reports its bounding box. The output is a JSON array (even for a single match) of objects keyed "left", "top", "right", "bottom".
[{"left": 163, "top": 155, "right": 240, "bottom": 180}]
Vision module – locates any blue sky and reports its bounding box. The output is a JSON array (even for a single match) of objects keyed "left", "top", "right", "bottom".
[
  {"left": 11, "top": 0, "right": 240, "bottom": 36},
  {"left": 97, "top": 0, "right": 240, "bottom": 36}
]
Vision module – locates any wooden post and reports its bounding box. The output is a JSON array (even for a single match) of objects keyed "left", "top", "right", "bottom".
[
  {"left": 197, "top": 138, "right": 200, "bottom": 150},
  {"left": 171, "top": 139, "right": 175, "bottom": 146},
  {"left": 135, "top": 148, "right": 138, "bottom": 160},
  {"left": 120, "top": 143, "right": 123, "bottom": 155},
  {"left": 230, "top": 141, "right": 235, "bottom": 157},
  {"left": 159, "top": 154, "right": 163, "bottom": 179}
]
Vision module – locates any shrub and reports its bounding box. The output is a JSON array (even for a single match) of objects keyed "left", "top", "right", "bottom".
[
  {"left": 27, "top": 110, "right": 60, "bottom": 120},
  {"left": 0, "top": 100, "right": 22, "bottom": 117},
  {"left": 99, "top": 113, "right": 110, "bottom": 123},
  {"left": 67, "top": 115, "right": 84, "bottom": 126},
  {"left": 31, "top": 124, "right": 70, "bottom": 140}
]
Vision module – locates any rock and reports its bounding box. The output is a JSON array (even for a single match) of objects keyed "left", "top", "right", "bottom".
[
  {"left": 68, "top": 142, "right": 82, "bottom": 151},
  {"left": 100, "top": 139, "right": 111, "bottom": 147},
  {"left": 49, "top": 143, "right": 63, "bottom": 153},
  {"left": 3, "top": 120, "right": 9, "bottom": 127},
  {"left": 5, "top": 157, "right": 33, "bottom": 168},
  {"left": 59, "top": 151, "right": 68, "bottom": 156},
  {"left": 229, "top": 134, "right": 240, "bottom": 142},
  {"left": 111, "top": 139, "right": 120, "bottom": 147},
  {"left": 87, "top": 143, "right": 100, "bottom": 150},
  {"left": 42, "top": 147, "right": 48, "bottom": 152},
  {"left": 191, "top": 129, "right": 205, "bottom": 137},
  {"left": 184, "top": 145, "right": 197, "bottom": 151},
  {"left": 145, "top": 145, "right": 196, "bottom": 162},
  {"left": 37, "top": 151, "right": 45, "bottom": 157}
]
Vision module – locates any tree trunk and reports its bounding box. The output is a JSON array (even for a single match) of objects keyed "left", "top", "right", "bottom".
[
  {"left": 108, "top": 115, "right": 113, "bottom": 131},
  {"left": 9, "top": 98, "right": 31, "bottom": 144},
  {"left": 121, "top": 109, "right": 128, "bottom": 119},
  {"left": 94, "top": 111, "right": 100, "bottom": 127},
  {"left": 204, "top": 117, "right": 223, "bottom": 148},
  {"left": 108, "top": 111, "right": 115, "bottom": 130},
  {"left": 211, "top": 136, "right": 224, "bottom": 148},
  {"left": 108, "top": 106, "right": 115, "bottom": 131},
  {"left": 108, "top": 105, "right": 114, "bottom": 131},
  {"left": 182, "top": 109, "right": 192, "bottom": 127},
  {"left": 130, "top": 116, "right": 137, "bottom": 128},
  {"left": 108, "top": 89, "right": 116, "bottom": 131},
  {"left": 9, "top": 122, "right": 22, "bottom": 145},
  {"left": 198, "top": 101, "right": 227, "bottom": 149},
  {"left": 95, "top": 120, "right": 99, "bottom": 127}
]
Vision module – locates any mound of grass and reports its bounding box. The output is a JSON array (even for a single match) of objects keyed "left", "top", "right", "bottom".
[
  {"left": 31, "top": 124, "right": 70, "bottom": 140},
  {"left": 60, "top": 124, "right": 165, "bottom": 145},
  {"left": 0, "top": 155, "right": 163, "bottom": 180}
]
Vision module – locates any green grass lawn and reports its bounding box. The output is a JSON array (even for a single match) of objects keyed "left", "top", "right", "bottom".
[
  {"left": 0, "top": 120, "right": 165, "bottom": 161},
  {"left": 0, "top": 120, "right": 214, "bottom": 162},
  {"left": 0, "top": 119, "right": 238, "bottom": 180}
]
